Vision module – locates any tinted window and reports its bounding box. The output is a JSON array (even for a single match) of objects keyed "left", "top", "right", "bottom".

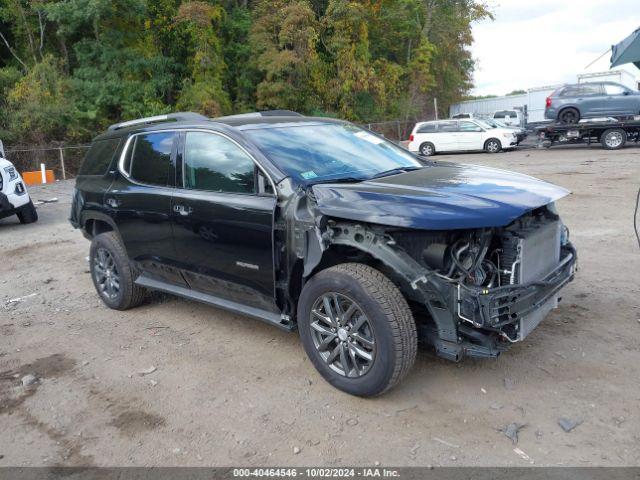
[
  {"left": 184, "top": 132, "right": 256, "bottom": 194},
  {"left": 417, "top": 123, "right": 437, "bottom": 133},
  {"left": 459, "top": 121, "right": 481, "bottom": 132},
  {"left": 604, "top": 83, "right": 627, "bottom": 95},
  {"left": 245, "top": 123, "right": 421, "bottom": 183},
  {"left": 438, "top": 121, "right": 458, "bottom": 132},
  {"left": 130, "top": 132, "right": 176, "bottom": 186},
  {"left": 580, "top": 83, "right": 602, "bottom": 95},
  {"left": 80, "top": 138, "right": 121, "bottom": 176},
  {"left": 561, "top": 84, "right": 602, "bottom": 96},
  {"left": 494, "top": 110, "right": 517, "bottom": 118}
]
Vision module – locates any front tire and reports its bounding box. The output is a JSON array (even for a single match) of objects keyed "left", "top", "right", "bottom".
[
  {"left": 484, "top": 138, "right": 502, "bottom": 153},
  {"left": 90, "top": 231, "right": 147, "bottom": 310},
  {"left": 297, "top": 263, "right": 417, "bottom": 397},
  {"left": 17, "top": 201, "right": 38, "bottom": 224}
]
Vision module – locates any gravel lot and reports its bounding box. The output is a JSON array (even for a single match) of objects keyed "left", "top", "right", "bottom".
[{"left": 1, "top": 144, "right": 639, "bottom": 467}]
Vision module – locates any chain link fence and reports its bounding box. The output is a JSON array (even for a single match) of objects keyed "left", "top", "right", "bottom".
[{"left": 4, "top": 145, "right": 91, "bottom": 181}]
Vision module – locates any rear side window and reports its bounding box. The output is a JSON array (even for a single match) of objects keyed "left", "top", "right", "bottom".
[
  {"left": 129, "top": 132, "right": 177, "bottom": 186},
  {"left": 417, "top": 123, "right": 436, "bottom": 133},
  {"left": 79, "top": 138, "right": 121, "bottom": 176},
  {"left": 438, "top": 121, "right": 458, "bottom": 132}
]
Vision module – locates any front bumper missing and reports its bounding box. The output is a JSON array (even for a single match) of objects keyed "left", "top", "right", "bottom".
[{"left": 457, "top": 245, "right": 576, "bottom": 342}]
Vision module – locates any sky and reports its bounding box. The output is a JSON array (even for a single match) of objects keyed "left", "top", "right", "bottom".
[{"left": 470, "top": 0, "right": 640, "bottom": 96}]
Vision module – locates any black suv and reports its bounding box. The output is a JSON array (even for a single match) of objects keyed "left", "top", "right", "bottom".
[{"left": 71, "top": 111, "right": 577, "bottom": 396}]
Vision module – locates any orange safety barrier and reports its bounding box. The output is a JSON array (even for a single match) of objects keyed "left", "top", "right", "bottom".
[{"left": 22, "top": 170, "right": 55, "bottom": 186}]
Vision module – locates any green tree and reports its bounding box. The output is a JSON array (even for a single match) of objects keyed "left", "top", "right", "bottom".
[
  {"left": 174, "top": 1, "right": 231, "bottom": 116},
  {"left": 249, "top": 0, "right": 321, "bottom": 112}
]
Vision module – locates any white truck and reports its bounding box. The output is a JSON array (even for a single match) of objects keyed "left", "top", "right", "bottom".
[{"left": 0, "top": 151, "right": 38, "bottom": 224}]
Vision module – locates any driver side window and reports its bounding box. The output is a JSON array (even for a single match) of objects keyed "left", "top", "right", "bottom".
[{"left": 184, "top": 132, "right": 256, "bottom": 194}]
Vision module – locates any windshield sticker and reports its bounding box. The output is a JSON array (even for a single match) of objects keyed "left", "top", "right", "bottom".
[
  {"left": 301, "top": 170, "right": 318, "bottom": 180},
  {"left": 354, "top": 130, "right": 385, "bottom": 145}
]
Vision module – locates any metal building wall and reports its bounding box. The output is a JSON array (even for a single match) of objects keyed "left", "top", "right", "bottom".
[{"left": 449, "top": 85, "right": 559, "bottom": 123}]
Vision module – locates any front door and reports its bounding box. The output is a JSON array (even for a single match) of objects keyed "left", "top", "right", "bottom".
[
  {"left": 106, "top": 131, "right": 186, "bottom": 286},
  {"left": 171, "top": 130, "right": 278, "bottom": 312},
  {"left": 456, "top": 121, "right": 485, "bottom": 151},
  {"left": 602, "top": 83, "right": 633, "bottom": 115}
]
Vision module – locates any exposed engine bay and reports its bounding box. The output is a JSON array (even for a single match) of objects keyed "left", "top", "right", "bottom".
[
  {"left": 390, "top": 206, "right": 575, "bottom": 345},
  {"left": 276, "top": 187, "right": 577, "bottom": 363}
]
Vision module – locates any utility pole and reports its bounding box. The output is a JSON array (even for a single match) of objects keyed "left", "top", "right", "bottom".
[{"left": 434, "top": 98, "right": 439, "bottom": 120}]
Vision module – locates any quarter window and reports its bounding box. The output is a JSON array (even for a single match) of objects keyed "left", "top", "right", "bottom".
[
  {"left": 80, "top": 138, "right": 121, "bottom": 176},
  {"left": 129, "top": 132, "right": 177, "bottom": 186},
  {"left": 417, "top": 123, "right": 437, "bottom": 133},
  {"left": 184, "top": 132, "right": 256, "bottom": 194}
]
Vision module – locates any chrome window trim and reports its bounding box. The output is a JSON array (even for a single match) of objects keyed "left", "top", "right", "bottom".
[
  {"left": 180, "top": 128, "right": 277, "bottom": 197},
  {"left": 118, "top": 128, "right": 277, "bottom": 196}
]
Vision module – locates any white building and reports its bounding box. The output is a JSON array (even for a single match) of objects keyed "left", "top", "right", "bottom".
[{"left": 449, "top": 68, "right": 640, "bottom": 124}]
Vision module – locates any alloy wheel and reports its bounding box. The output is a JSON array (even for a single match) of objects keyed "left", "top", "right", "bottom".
[
  {"left": 560, "top": 110, "right": 578, "bottom": 124},
  {"left": 309, "top": 292, "right": 376, "bottom": 378},
  {"left": 486, "top": 140, "right": 500, "bottom": 153},
  {"left": 604, "top": 131, "right": 623, "bottom": 149},
  {"left": 420, "top": 144, "right": 434, "bottom": 156},
  {"left": 93, "top": 247, "right": 120, "bottom": 300}
]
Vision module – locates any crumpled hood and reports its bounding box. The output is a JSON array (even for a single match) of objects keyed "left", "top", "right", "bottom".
[{"left": 311, "top": 162, "right": 570, "bottom": 230}]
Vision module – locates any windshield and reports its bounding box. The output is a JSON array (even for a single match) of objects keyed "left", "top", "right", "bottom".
[{"left": 245, "top": 123, "right": 421, "bottom": 183}]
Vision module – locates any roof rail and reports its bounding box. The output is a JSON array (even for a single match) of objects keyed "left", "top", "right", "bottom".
[
  {"left": 215, "top": 110, "right": 304, "bottom": 121},
  {"left": 107, "top": 112, "right": 209, "bottom": 131}
]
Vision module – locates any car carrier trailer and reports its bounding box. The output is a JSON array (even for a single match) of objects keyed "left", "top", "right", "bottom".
[{"left": 535, "top": 118, "right": 640, "bottom": 150}]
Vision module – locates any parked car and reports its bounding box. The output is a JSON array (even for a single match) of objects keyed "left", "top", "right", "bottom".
[
  {"left": 408, "top": 119, "right": 518, "bottom": 156},
  {"left": 478, "top": 118, "right": 528, "bottom": 144},
  {"left": 451, "top": 112, "right": 477, "bottom": 119},
  {"left": 545, "top": 81, "right": 640, "bottom": 124},
  {"left": 0, "top": 156, "right": 38, "bottom": 224},
  {"left": 493, "top": 109, "right": 522, "bottom": 127},
  {"left": 70, "top": 111, "right": 576, "bottom": 396}
]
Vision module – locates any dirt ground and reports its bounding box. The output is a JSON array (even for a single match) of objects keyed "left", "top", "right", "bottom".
[{"left": 1, "top": 144, "right": 639, "bottom": 468}]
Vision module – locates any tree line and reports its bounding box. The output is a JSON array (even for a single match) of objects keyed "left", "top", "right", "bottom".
[{"left": 0, "top": 0, "right": 491, "bottom": 146}]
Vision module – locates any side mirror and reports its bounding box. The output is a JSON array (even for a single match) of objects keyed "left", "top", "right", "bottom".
[{"left": 623, "top": 91, "right": 630, "bottom": 96}]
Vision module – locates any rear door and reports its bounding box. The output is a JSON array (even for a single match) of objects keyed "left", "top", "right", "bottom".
[
  {"left": 434, "top": 121, "right": 459, "bottom": 151},
  {"left": 106, "top": 130, "right": 185, "bottom": 286},
  {"left": 170, "top": 130, "right": 278, "bottom": 312},
  {"left": 577, "top": 83, "right": 606, "bottom": 116}
]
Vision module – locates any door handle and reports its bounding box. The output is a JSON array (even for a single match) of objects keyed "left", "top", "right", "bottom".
[
  {"left": 173, "top": 204, "right": 193, "bottom": 216},
  {"left": 105, "top": 197, "right": 120, "bottom": 208}
]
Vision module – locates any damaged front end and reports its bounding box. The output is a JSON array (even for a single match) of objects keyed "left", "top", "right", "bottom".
[{"left": 277, "top": 181, "right": 577, "bottom": 362}]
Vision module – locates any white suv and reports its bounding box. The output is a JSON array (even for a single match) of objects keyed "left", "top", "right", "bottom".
[
  {"left": 0, "top": 157, "right": 38, "bottom": 224},
  {"left": 408, "top": 119, "right": 518, "bottom": 156}
]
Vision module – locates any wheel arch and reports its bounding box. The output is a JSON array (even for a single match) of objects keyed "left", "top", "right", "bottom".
[{"left": 81, "top": 211, "right": 118, "bottom": 239}]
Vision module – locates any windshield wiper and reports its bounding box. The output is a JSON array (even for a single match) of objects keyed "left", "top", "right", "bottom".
[
  {"left": 307, "top": 176, "right": 367, "bottom": 185},
  {"left": 370, "top": 166, "right": 421, "bottom": 179}
]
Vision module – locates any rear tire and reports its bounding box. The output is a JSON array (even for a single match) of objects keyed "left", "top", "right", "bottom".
[
  {"left": 484, "top": 138, "right": 502, "bottom": 153},
  {"left": 17, "top": 201, "right": 38, "bottom": 224},
  {"left": 419, "top": 142, "right": 435, "bottom": 156},
  {"left": 558, "top": 108, "right": 580, "bottom": 124},
  {"left": 600, "top": 128, "right": 627, "bottom": 150},
  {"left": 89, "top": 231, "right": 147, "bottom": 310},
  {"left": 297, "top": 263, "right": 417, "bottom": 397}
]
